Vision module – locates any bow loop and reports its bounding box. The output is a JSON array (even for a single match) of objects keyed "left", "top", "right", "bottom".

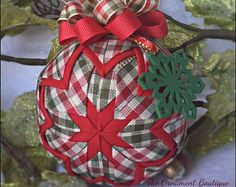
[
  {"left": 58, "top": 0, "right": 168, "bottom": 47},
  {"left": 106, "top": 9, "right": 142, "bottom": 40},
  {"left": 59, "top": 21, "right": 77, "bottom": 45},
  {"left": 75, "top": 0, "right": 97, "bottom": 16},
  {"left": 93, "top": 0, "right": 125, "bottom": 24},
  {"left": 138, "top": 11, "right": 168, "bottom": 39},
  {"left": 126, "top": 0, "right": 159, "bottom": 15},
  {"left": 58, "top": 2, "right": 85, "bottom": 23}
]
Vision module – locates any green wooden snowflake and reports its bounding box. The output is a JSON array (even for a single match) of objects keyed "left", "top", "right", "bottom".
[{"left": 138, "top": 51, "right": 205, "bottom": 119}]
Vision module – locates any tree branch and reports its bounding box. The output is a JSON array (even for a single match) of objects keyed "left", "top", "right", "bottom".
[
  {"left": 0, "top": 54, "right": 47, "bottom": 66},
  {"left": 160, "top": 11, "right": 202, "bottom": 32},
  {"left": 169, "top": 29, "right": 235, "bottom": 52},
  {"left": 1, "top": 135, "right": 41, "bottom": 184},
  {"left": 1, "top": 23, "right": 41, "bottom": 36},
  {"left": 161, "top": 12, "right": 235, "bottom": 52}
]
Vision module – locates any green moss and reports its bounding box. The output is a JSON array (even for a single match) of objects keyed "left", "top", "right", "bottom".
[{"left": 184, "top": 0, "right": 235, "bottom": 30}]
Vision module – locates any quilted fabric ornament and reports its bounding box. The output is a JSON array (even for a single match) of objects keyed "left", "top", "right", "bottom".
[{"left": 36, "top": 0, "right": 204, "bottom": 186}]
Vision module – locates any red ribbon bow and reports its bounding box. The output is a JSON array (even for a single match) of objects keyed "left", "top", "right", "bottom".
[{"left": 59, "top": 2, "right": 168, "bottom": 47}]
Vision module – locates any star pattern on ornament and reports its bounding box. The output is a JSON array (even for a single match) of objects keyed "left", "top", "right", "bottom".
[{"left": 68, "top": 99, "right": 132, "bottom": 166}]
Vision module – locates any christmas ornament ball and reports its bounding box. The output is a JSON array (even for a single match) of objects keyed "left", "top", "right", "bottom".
[
  {"left": 36, "top": 37, "right": 187, "bottom": 186},
  {"left": 35, "top": 0, "right": 202, "bottom": 186}
]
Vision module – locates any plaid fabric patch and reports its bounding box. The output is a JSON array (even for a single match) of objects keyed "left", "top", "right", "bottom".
[
  {"left": 79, "top": 152, "right": 116, "bottom": 181},
  {"left": 115, "top": 119, "right": 170, "bottom": 163},
  {"left": 93, "top": 0, "right": 125, "bottom": 24},
  {"left": 88, "top": 152, "right": 104, "bottom": 178},
  {"left": 88, "top": 37, "right": 135, "bottom": 65},
  {"left": 87, "top": 152, "right": 121, "bottom": 181},
  {"left": 71, "top": 150, "right": 136, "bottom": 183},
  {"left": 58, "top": 1, "right": 94, "bottom": 21},
  {"left": 126, "top": 0, "right": 159, "bottom": 15},
  {"left": 67, "top": 54, "right": 93, "bottom": 116},
  {"left": 42, "top": 42, "right": 79, "bottom": 80},
  {"left": 45, "top": 86, "right": 69, "bottom": 112},
  {"left": 102, "top": 153, "right": 116, "bottom": 181},
  {"left": 71, "top": 147, "right": 93, "bottom": 178},
  {"left": 114, "top": 142, "right": 169, "bottom": 162},
  {"left": 75, "top": 0, "right": 97, "bottom": 16},
  {"left": 44, "top": 54, "right": 93, "bottom": 116},
  {"left": 127, "top": 0, "right": 144, "bottom": 14},
  {"left": 112, "top": 148, "right": 135, "bottom": 182},
  {"left": 87, "top": 66, "right": 116, "bottom": 111},
  {"left": 119, "top": 119, "right": 159, "bottom": 148},
  {"left": 114, "top": 56, "right": 136, "bottom": 72},
  {"left": 115, "top": 58, "right": 157, "bottom": 120},
  {"left": 45, "top": 129, "right": 87, "bottom": 158},
  {"left": 49, "top": 111, "right": 80, "bottom": 139},
  {"left": 66, "top": 2, "right": 84, "bottom": 20},
  {"left": 163, "top": 114, "right": 186, "bottom": 144}
]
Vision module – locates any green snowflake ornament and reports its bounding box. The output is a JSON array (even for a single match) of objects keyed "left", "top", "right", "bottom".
[{"left": 138, "top": 51, "right": 205, "bottom": 119}]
